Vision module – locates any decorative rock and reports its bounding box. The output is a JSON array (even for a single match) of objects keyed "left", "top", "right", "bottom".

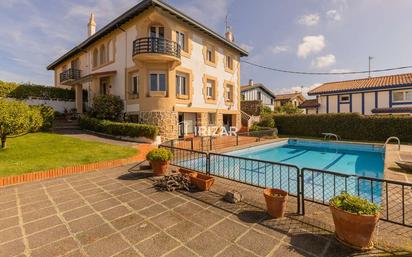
[
  {"left": 224, "top": 190, "right": 243, "bottom": 203},
  {"left": 154, "top": 174, "right": 193, "bottom": 192}
]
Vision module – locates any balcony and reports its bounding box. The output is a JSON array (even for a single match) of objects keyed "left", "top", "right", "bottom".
[
  {"left": 132, "top": 37, "right": 181, "bottom": 64},
  {"left": 59, "top": 68, "right": 81, "bottom": 85}
]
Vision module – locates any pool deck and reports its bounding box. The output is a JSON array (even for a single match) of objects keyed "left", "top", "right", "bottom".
[{"left": 384, "top": 144, "right": 412, "bottom": 182}]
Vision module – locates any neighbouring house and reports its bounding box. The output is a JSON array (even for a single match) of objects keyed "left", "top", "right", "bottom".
[
  {"left": 240, "top": 80, "right": 276, "bottom": 110},
  {"left": 47, "top": 0, "right": 248, "bottom": 140},
  {"left": 298, "top": 99, "right": 320, "bottom": 114},
  {"left": 308, "top": 73, "right": 412, "bottom": 115},
  {"left": 274, "top": 92, "right": 305, "bottom": 108}
]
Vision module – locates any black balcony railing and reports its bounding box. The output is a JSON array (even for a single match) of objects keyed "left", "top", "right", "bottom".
[
  {"left": 59, "top": 68, "right": 81, "bottom": 83},
  {"left": 132, "top": 37, "right": 181, "bottom": 59}
]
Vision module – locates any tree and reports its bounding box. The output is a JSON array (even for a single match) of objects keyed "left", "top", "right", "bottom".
[
  {"left": 260, "top": 106, "right": 273, "bottom": 115},
  {"left": 91, "top": 95, "right": 124, "bottom": 120},
  {"left": 276, "top": 102, "right": 302, "bottom": 114},
  {"left": 0, "top": 99, "right": 42, "bottom": 148}
]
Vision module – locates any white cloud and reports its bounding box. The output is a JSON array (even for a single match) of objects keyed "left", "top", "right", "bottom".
[
  {"left": 298, "top": 14, "right": 320, "bottom": 26},
  {"left": 239, "top": 43, "right": 254, "bottom": 52},
  {"left": 312, "top": 54, "right": 336, "bottom": 68},
  {"left": 330, "top": 68, "right": 352, "bottom": 73},
  {"left": 276, "top": 83, "right": 322, "bottom": 98},
  {"left": 297, "top": 35, "right": 325, "bottom": 58},
  {"left": 270, "top": 45, "right": 288, "bottom": 54},
  {"left": 326, "top": 10, "right": 341, "bottom": 21}
]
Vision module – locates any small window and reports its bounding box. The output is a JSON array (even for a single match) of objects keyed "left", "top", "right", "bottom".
[
  {"left": 149, "top": 72, "right": 167, "bottom": 92},
  {"left": 339, "top": 95, "right": 350, "bottom": 103},
  {"left": 257, "top": 91, "right": 262, "bottom": 101},
  {"left": 150, "top": 26, "right": 164, "bottom": 38},
  {"left": 206, "top": 79, "right": 215, "bottom": 99},
  {"left": 226, "top": 55, "right": 233, "bottom": 70},
  {"left": 392, "top": 90, "right": 412, "bottom": 102},
  {"left": 99, "top": 44, "right": 106, "bottom": 65},
  {"left": 176, "top": 31, "right": 185, "bottom": 51},
  {"left": 92, "top": 49, "right": 98, "bottom": 68},
  {"left": 176, "top": 73, "right": 188, "bottom": 96},
  {"left": 130, "top": 73, "right": 139, "bottom": 95},
  {"left": 241, "top": 94, "right": 245, "bottom": 101},
  {"left": 208, "top": 113, "right": 216, "bottom": 125},
  {"left": 270, "top": 98, "right": 274, "bottom": 105},
  {"left": 207, "top": 48, "right": 213, "bottom": 62},
  {"left": 225, "top": 84, "right": 234, "bottom": 101}
]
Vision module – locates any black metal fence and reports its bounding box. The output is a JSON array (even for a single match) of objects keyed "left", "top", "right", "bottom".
[
  {"left": 160, "top": 144, "right": 412, "bottom": 228},
  {"left": 133, "top": 37, "right": 181, "bottom": 58}
]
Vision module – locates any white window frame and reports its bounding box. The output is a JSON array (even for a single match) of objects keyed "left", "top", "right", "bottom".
[
  {"left": 392, "top": 89, "right": 412, "bottom": 103},
  {"left": 176, "top": 31, "right": 185, "bottom": 51},
  {"left": 339, "top": 94, "right": 350, "bottom": 103},
  {"left": 207, "top": 48, "right": 213, "bottom": 62},
  {"left": 206, "top": 79, "right": 215, "bottom": 99},
  {"left": 149, "top": 26, "right": 164, "bottom": 38},
  {"left": 130, "top": 72, "right": 139, "bottom": 95},
  {"left": 176, "top": 73, "right": 188, "bottom": 96},
  {"left": 149, "top": 71, "right": 167, "bottom": 92},
  {"left": 208, "top": 113, "right": 216, "bottom": 125},
  {"left": 226, "top": 55, "right": 233, "bottom": 70},
  {"left": 257, "top": 91, "right": 262, "bottom": 101},
  {"left": 226, "top": 84, "right": 233, "bottom": 101}
]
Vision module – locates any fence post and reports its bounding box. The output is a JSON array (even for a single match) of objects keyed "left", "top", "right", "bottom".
[
  {"left": 201, "top": 137, "right": 204, "bottom": 151},
  {"left": 300, "top": 169, "right": 305, "bottom": 215},
  {"left": 236, "top": 133, "right": 239, "bottom": 146},
  {"left": 190, "top": 137, "right": 194, "bottom": 150},
  {"left": 206, "top": 153, "right": 210, "bottom": 175},
  {"left": 209, "top": 136, "right": 213, "bottom": 151}
]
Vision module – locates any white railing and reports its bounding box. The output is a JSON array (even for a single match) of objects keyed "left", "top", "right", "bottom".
[
  {"left": 384, "top": 136, "right": 401, "bottom": 151},
  {"left": 321, "top": 133, "right": 341, "bottom": 141}
]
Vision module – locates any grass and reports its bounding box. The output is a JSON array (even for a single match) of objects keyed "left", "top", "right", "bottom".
[{"left": 0, "top": 133, "right": 138, "bottom": 177}]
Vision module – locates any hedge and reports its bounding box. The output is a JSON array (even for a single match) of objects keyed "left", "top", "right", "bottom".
[
  {"left": 80, "top": 116, "right": 159, "bottom": 140},
  {"left": 273, "top": 113, "right": 412, "bottom": 142},
  {"left": 0, "top": 81, "right": 87, "bottom": 101}
]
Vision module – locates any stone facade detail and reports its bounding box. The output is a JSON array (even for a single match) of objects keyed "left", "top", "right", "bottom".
[{"left": 139, "top": 111, "right": 178, "bottom": 141}]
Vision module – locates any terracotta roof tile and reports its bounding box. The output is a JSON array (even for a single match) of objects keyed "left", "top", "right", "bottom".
[
  {"left": 298, "top": 99, "right": 319, "bottom": 108},
  {"left": 308, "top": 73, "right": 412, "bottom": 95},
  {"left": 275, "top": 93, "right": 302, "bottom": 100}
]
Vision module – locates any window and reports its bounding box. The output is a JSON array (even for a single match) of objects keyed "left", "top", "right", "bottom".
[
  {"left": 99, "top": 44, "right": 106, "bottom": 65},
  {"left": 208, "top": 113, "right": 216, "bottom": 125},
  {"left": 270, "top": 98, "right": 274, "bottom": 105},
  {"left": 257, "top": 91, "right": 262, "bottom": 101},
  {"left": 206, "top": 79, "right": 215, "bottom": 99},
  {"left": 226, "top": 55, "right": 233, "bottom": 70},
  {"left": 393, "top": 90, "right": 412, "bottom": 102},
  {"left": 176, "top": 31, "right": 185, "bottom": 51},
  {"left": 225, "top": 83, "right": 234, "bottom": 102},
  {"left": 207, "top": 48, "right": 213, "bottom": 62},
  {"left": 130, "top": 73, "right": 139, "bottom": 95},
  {"left": 241, "top": 94, "right": 245, "bottom": 101},
  {"left": 339, "top": 95, "right": 350, "bottom": 103},
  {"left": 150, "top": 26, "right": 164, "bottom": 38},
  {"left": 92, "top": 49, "right": 98, "bottom": 68},
  {"left": 149, "top": 72, "right": 167, "bottom": 92},
  {"left": 176, "top": 73, "right": 188, "bottom": 96},
  {"left": 100, "top": 77, "right": 110, "bottom": 95}
]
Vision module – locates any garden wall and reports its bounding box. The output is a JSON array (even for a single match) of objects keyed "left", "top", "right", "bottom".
[
  {"left": 7, "top": 98, "right": 75, "bottom": 113},
  {"left": 273, "top": 113, "right": 412, "bottom": 142}
]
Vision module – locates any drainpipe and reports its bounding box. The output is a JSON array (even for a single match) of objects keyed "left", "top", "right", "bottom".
[{"left": 117, "top": 25, "right": 128, "bottom": 117}]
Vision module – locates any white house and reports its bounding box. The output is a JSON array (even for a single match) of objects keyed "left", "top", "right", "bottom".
[
  {"left": 240, "top": 80, "right": 276, "bottom": 110},
  {"left": 308, "top": 73, "right": 412, "bottom": 115}
]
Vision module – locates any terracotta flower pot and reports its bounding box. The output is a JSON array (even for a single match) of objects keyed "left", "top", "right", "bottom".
[
  {"left": 179, "top": 168, "right": 198, "bottom": 178},
  {"left": 191, "top": 173, "right": 215, "bottom": 191},
  {"left": 330, "top": 205, "right": 379, "bottom": 250},
  {"left": 150, "top": 160, "right": 169, "bottom": 176},
  {"left": 263, "top": 188, "right": 288, "bottom": 218}
]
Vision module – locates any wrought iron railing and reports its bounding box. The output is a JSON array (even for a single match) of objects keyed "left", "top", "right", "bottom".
[
  {"left": 59, "top": 68, "right": 81, "bottom": 83},
  {"left": 132, "top": 37, "right": 181, "bottom": 59}
]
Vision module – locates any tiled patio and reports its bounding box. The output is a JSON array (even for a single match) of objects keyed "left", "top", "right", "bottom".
[{"left": 0, "top": 164, "right": 410, "bottom": 257}]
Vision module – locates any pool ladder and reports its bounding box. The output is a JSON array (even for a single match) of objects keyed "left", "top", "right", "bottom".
[
  {"left": 322, "top": 133, "right": 341, "bottom": 141},
  {"left": 384, "top": 137, "right": 400, "bottom": 151}
]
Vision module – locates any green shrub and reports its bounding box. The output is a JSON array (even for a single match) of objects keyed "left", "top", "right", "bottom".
[
  {"left": 330, "top": 193, "right": 380, "bottom": 215},
  {"left": 28, "top": 108, "right": 44, "bottom": 133},
  {"left": 273, "top": 113, "right": 412, "bottom": 142},
  {"left": 275, "top": 102, "right": 302, "bottom": 114},
  {"left": 31, "top": 105, "right": 55, "bottom": 131},
  {"left": 91, "top": 95, "right": 124, "bottom": 120},
  {"left": 256, "top": 114, "right": 276, "bottom": 128},
  {"left": 79, "top": 116, "right": 158, "bottom": 139},
  {"left": 260, "top": 106, "right": 273, "bottom": 115},
  {"left": 146, "top": 148, "right": 173, "bottom": 162}
]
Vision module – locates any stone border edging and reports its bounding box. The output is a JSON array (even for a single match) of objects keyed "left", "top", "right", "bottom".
[{"left": 0, "top": 150, "right": 145, "bottom": 187}]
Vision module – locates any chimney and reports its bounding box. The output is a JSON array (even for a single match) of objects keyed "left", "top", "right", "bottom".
[
  {"left": 225, "top": 31, "right": 234, "bottom": 42},
  {"left": 88, "top": 13, "right": 96, "bottom": 37},
  {"left": 249, "top": 79, "right": 254, "bottom": 86}
]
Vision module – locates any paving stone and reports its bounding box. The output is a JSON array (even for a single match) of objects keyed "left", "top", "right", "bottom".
[
  {"left": 56, "top": 199, "right": 86, "bottom": 212},
  {"left": 0, "top": 239, "right": 25, "bottom": 257},
  {"left": 121, "top": 222, "right": 160, "bottom": 244},
  {"left": 112, "top": 247, "right": 139, "bottom": 257},
  {"left": 24, "top": 215, "right": 63, "bottom": 235},
  {"left": 186, "top": 231, "right": 228, "bottom": 257},
  {"left": 68, "top": 214, "right": 105, "bottom": 233},
  {"left": 84, "top": 233, "right": 129, "bottom": 257},
  {"left": 20, "top": 199, "right": 52, "bottom": 213},
  {"left": 111, "top": 213, "right": 144, "bottom": 230},
  {"left": 81, "top": 188, "right": 105, "bottom": 197},
  {"left": 188, "top": 209, "right": 224, "bottom": 228},
  {"left": 138, "top": 204, "right": 167, "bottom": 218},
  {"left": 63, "top": 249, "right": 87, "bottom": 257},
  {"left": 84, "top": 192, "right": 112, "bottom": 204},
  {"left": 52, "top": 193, "right": 81, "bottom": 204},
  {"left": 19, "top": 194, "right": 49, "bottom": 205},
  {"left": 22, "top": 206, "right": 57, "bottom": 223},
  {"left": 149, "top": 191, "right": 175, "bottom": 202},
  {"left": 288, "top": 232, "right": 329, "bottom": 256},
  {"left": 166, "top": 220, "right": 204, "bottom": 243},
  {"left": 210, "top": 218, "right": 249, "bottom": 242},
  {"left": 0, "top": 216, "right": 19, "bottom": 231},
  {"left": 91, "top": 198, "right": 121, "bottom": 211},
  {"left": 229, "top": 209, "right": 270, "bottom": 224},
  {"left": 109, "top": 187, "right": 134, "bottom": 196},
  {"left": 115, "top": 191, "right": 143, "bottom": 203},
  {"left": 236, "top": 229, "right": 280, "bottom": 256},
  {"left": 173, "top": 202, "right": 204, "bottom": 217},
  {"left": 0, "top": 207, "right": 18, "bottom": 220},
  {"left": 216, "top": 245, "right": 257, "bottom": 257},
  {"left": 101, "top": 205, "right": 130, "bottom": 221},
  {"left": 27, "top": 225, "right": 69, "bottom": 249},
  {"left": 165, "top": 246, "right": 196, "bottom": 257},
  {"left": 149, "top": 211, "right": 182, "bottom": 229},
  {"left": 76, "top": 223, "right": 116, "bottom": 245},
  {"left": 162, "top": 196, "right": 187, "bottom": 209},
  {"left": 0, "top": 226, "right": 22, "bottom": 243},
  {"left": 63, "top": 205, "right": 95, "bottom": 222},
  {"left": 31, "top": 237, "right": 78, "bottom": 257},
  {"left": 136, "top": 232, "right": 180, "bottom": 257},
  {"left": 322, "top": 241, "right": 359, "bottom": 257},
  {"left": 270, "top": 243, "right": 307, "bottom": 257},
  {"left": 257, "top": 219, "right": 291, "bottom": 240},
  {"left": 0, "top": 200, "right": 17, "bottom": 211},
  {"left": 127, "top": 197, "right": 155, "bottom": 211}
]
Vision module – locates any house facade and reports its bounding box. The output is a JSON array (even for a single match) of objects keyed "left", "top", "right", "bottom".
[
  {"left": 240, "top": 80, "right": 276, "bottom": 110},
  {"left": 298, "top": 99, "right": 320, "bottom": 114},
  {"left": 308, "top": 73, "right": 412, "bottom": 115},
  {"left": 47, "top": 0, "right": 248, "bottom": 140},
  {"left": 274, "top": 93, "right": 305, "bottom": 109}
]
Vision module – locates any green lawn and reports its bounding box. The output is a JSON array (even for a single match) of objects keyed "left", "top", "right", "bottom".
[{"left": 0, "top": 133, "right": 138, "bottom": 177}]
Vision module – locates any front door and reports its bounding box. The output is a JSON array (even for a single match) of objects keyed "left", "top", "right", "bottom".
[
  {"left": 223, "top": 114, "right": 232, "bottom": 132},
  {"left": 178, "top": 113, "right": 184, "bottom": 138},
  {"left": 149, "top": 26, "right": 165, "bottom": 52},
  {"left": 100, "top": 77, "right": 110, "bottom": 95}
]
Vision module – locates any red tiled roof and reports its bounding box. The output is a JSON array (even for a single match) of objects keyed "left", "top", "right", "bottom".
[
  {"left": 308, "top": 73, "right": 412, "bottom": 95},
  {"left": 240, "top": 83, "right": 276, "bottom": 98},
  {"left": 275, "top": 93, "right": 303, "bottom": 101},
  {"left": 298, "top": 99, "right": 319, "bottom": 109}
]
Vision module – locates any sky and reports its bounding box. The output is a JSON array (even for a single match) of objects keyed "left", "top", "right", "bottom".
[{"left": 2, "top": 0, "right": 412, "bottom": 97}]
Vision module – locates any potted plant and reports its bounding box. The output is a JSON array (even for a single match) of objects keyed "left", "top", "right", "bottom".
[
  {"left": 191, "top": 173, "right": 215, "bottom": 191},
  {"left": 263, "top": 188, "right": 288, "bottom": 218},
  {"left": 146, "top": 148, "right": 173, "bottom": 176},
  {"left": 329, "top": 192, "right": 380, "bottom": 250},
  {"left": 179, "top": 168, "right": 198, "bottom": 178}
]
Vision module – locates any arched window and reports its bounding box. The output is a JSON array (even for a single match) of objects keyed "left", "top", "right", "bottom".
[
  {"left": 107, "top": 40, "right": 114, "bottom": 62},
  {"left": 99, "top": 44, "right": 106, "bottom": 65},
  {"left": 92, "top": 48, "right": 98, "bottom": 68}
]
